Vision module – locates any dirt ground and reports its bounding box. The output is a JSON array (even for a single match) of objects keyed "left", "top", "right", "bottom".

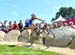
[
  {"left": 0, "top": 42, "right": 75, "bottom": 55},
  {"left": 27, "top": 43, "right": 75, "bottom": 55}
]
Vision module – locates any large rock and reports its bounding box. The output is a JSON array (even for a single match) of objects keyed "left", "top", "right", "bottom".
[
  {"left": 0, "top": 31, "right": 5, "bottom": 41},
  {"left": 69, "top": 37, "right": 75, "bottom": 49},
  {"left": 45, "top": 26, "right": 75, "bottom": 47},
  {"left": 18, "top": 29, "right": 31, "bottom": 43},
  {"left": 4, "top": 30, "right": 20, "bottom": 42}
]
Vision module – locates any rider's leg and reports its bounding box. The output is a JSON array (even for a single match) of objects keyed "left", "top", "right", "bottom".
[
  {"left": 29, "top": 25, "right": 35, "bottom": 46},
  {"left": 29, "top": 24, "right": 35, "bottom": 32}
]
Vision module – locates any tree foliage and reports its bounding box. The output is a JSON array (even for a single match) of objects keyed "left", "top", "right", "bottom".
[{"left": 51, "top": 7, "right": 75, "bottom": 21}]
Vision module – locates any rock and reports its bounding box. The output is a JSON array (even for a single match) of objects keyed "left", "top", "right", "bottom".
[
  {"left": 69, "top": 37, "right": 75, "bottom": 49},
  {"left": 4, "top": 30, "right": 20, "bottom": 42},
  {"left": 18, "top": 29, "right": 31, "bottom": 43},
  {"left": 0, "top": 31, "right": 5, "bottom": 41},
  {"left": 45, "top": 26, "right": 75, "bottom": 47}
]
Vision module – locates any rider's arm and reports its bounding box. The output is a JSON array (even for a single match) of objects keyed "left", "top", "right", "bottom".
[{"left": 34, "top": 18, "right": 44, "bottom": 21}]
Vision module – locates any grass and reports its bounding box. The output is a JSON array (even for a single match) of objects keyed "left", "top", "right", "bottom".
[{"left": 0, "top": 45, "right": 63, "bottom": 55}]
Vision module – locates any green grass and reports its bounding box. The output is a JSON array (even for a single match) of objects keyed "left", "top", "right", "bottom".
[{"left": 0, "top": 45, "right": 63, "bottom": 55}]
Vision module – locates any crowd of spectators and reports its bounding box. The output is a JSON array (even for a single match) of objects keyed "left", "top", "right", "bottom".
[
  {"left": 0, "top": 20, "right": 75, "bottom": 33},
  {"left": 0, "top": 20, "right": 48, "bottom": 33},
  {"left": 0, "top": 20, "right": 23, "bottom": 33},
  {"left": 49, "top": 22, "right": 75, "bottom": 29}
]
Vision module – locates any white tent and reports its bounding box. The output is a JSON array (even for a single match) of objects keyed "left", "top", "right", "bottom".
[{"left": 52, "top": 15, "right": 66, "bottom": 23}]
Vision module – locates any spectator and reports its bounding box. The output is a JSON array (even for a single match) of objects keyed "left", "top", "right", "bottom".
[
  {"left": 49, "top": 24, "right": 54, "bottom": 29},
  {"left": 2, "top": 20, "right": 8, "bottom": 33},
  {"left": 4, "top": 20, "right": 8, "bottom": 26},
  {"left": 39, "top": 21, "right": 45, "bottom": 29},
  {"left": 57, "top": 22, "right": 64, "bottom": 27},
  {"left": 69, "top": 22, "right": 75, "bottom": 29},
  {"left": 64, "top": 23, "right": 68, "bottom": 26},
  {"left": 44, "top": 23, "right": 48, "bottom": 29},
  {"left": 52, "top": 23, "right": 58, "bottom": 28},
  {"left": 0, "top": 21, "right": 2, "bottom": 26},
  {"left": 7, "top": 21, "right": 13, "bottom": 31},
  {"left": 12, "top": 21, "right": 18, "bottom": 30},
  {"left": 0, "top": 21, "right": 2, "bottom": 31},
  {"left": 18, "top": 20, "right": 23, "bottom": 32}
]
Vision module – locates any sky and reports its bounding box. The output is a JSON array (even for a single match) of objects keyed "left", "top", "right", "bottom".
[{"left": 0, "top": 0, "right": 75, "bottom": 24}]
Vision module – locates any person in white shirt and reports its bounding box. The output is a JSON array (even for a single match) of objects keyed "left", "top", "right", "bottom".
[
  {"left": 0, "top": 21, "right": 3, "bottom": 30},
  {"left": 40, "top": 21, "right": 45, "bottom": 29},
  {"left": 2, "top": 20, "right": 9, "bottom": 33}
]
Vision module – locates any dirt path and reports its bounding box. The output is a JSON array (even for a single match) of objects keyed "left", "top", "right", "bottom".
[
  {"left": 0, "top": 42, "right": 75, "bottom": 55},
  {"left": 28, "top": 44, "right": 75, "bottom": 55}
]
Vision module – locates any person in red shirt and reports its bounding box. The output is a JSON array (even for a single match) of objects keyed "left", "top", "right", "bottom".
[{"left": 12, "top": 21, "right": 18, "bottom": 30}]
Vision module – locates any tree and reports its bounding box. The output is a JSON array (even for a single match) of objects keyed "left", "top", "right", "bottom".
[
  {"left": 51, "top": 18, "right": 55, "bottom": 21},
  {"left": 51, "top": 7, "right": 75, "bottom": 21}
]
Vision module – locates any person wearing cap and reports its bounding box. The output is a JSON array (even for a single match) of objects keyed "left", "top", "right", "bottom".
[{"left": 25, "top": 13, "right": 44, "bottom": 31}]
